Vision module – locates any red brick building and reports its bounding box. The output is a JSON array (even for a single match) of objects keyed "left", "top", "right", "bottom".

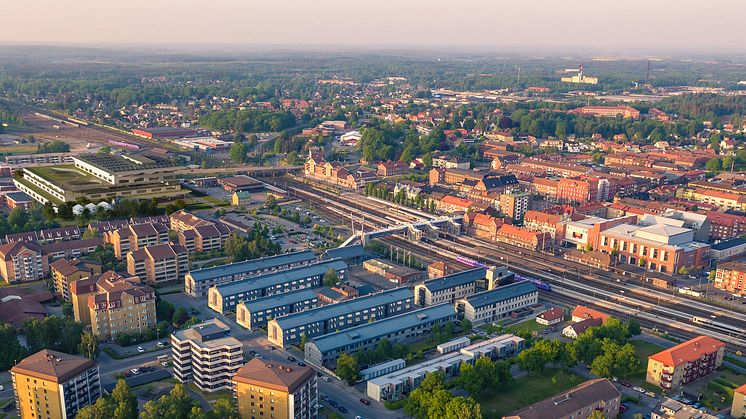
[
  {"left": 496, "top": 224, "right": 552, "bottom": 251},
  {"left": 714, "top": 262, "right": 746, "bottom": 294}
]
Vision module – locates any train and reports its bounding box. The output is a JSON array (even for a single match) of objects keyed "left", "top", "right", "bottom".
[
  {"left": 692, "top": 316, "right": 742, "bottom": 335},
  {"left": 456, "top": 256, "right": 490, "bottom": 269},
  {"left": 514, "top": 274, "right": 552, "bottom": 292},
  {"left": 108, "top": 140, "right": 140, "bottom": 150}
]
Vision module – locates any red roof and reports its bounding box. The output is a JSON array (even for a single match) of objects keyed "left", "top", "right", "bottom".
[
  {"left": 649, "top": 336, "right": 725, "bottom": 367},
  {"left": 571, "top": 305, "right": 610, "bottom": 323}
]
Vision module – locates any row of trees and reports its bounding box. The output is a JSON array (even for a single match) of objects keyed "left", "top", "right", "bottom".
[
  {"left": 200, "top": 108, "right": 296, "bottom": 133},
  {"left": 37, "top": 140, "right": 70, "bottom": 153},
  {"left": 224, "top": 228, "right": 281, "bottom": 263},
  {"left": 363, "top": 183, "right": 437, "bottom": 213}
]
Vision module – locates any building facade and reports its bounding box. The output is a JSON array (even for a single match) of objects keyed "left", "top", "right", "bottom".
[
  {"left": 171, "top": 319, "right": 243, "bottom": 392},
  {"left": 456, "top": 282, "right": 539, "bottom": 326},
  {"left": 714, "top": 262, "right": 746, "bottom": 294},
  {"left": 11, "top": 349, "right": 101, "bottom": 419},
  {"left": 646, "top": 336, "right": 725, "bottom": 390},
  {"left": 236, "top": 289, "right": 319, "bottom": 331},
  {"left": 233, "top": 358, "right": 318, "bottom": 419},
  {"left": 0, "top": 241, "right": 48, "bottom": 284},
  {"left": 414, "top": 268, "right": 485, "bottom": 306},
  {"left": 126, "top": 243, "right": 189, "bottom": 286}
]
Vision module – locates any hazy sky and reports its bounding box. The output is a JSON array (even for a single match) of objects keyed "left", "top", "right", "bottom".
[{"left": 2, "top": 1, "right": 744, "bottom": 52}]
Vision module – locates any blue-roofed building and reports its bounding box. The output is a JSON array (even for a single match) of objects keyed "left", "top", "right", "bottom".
[
  {"left": 710, "top": 237, "right": 746, "bottom": 261},
  {"left": 185, "top": 250, "right": 316, "bottom": 297},
  {"left": 413, "top": 268, "right": 485, "bottom": 306},
  {"left": 267, "top": 287, "right": 414, "bottom": 348},
  {"left": 304, "top": 304, "right": 457, "bottom": 367},
  {"left": 322, "top": 244, "right": 367, "bottom": 266},
  {"left": 207, "top": 259, "right": 347, "bottom": 313},
  {"left": 235, "top": 289, "right": 319, "bottom": 330},
  {"left": 456, "top": 281, "right": 538, "bottom": 325}
]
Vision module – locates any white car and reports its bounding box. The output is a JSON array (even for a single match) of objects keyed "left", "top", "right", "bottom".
[
  {"left": 632, "top": 386, "right": 646, "bottom": 393},
  {"left": 156, "top": 341, "right": 166, "bottom": 348},
  {"left": 137, "top": 346, "right": 145, "bottom": 353},
  {"left": 0, "top": 385, "right": 4, "bottom": 391},
  {"left": 321, "top": 376, "right": 331, "bottom": 382},
  {"left": 130, "top": 368, "right": 140, "bottom": 375}
]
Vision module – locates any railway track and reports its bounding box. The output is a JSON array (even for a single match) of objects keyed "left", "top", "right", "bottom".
[{"left": 282, "top": 177, "right": 746, "bottom": 350}]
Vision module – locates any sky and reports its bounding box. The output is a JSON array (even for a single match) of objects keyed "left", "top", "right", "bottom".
[{"left": 2, "top": 1, "right": 744, "bottom": 53}]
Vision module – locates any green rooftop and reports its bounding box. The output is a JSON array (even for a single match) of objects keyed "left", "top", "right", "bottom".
[{"left": 26, "top": 165, "right": 108, "bottom": 190}]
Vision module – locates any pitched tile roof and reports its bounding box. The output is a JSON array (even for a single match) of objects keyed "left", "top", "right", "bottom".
[{"left": 649, "top": 336, "right": 725, "bottom": 367}]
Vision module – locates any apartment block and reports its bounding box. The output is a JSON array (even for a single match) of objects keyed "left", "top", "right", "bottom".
[
  {"left": 714, "top": 261, "right": 746, "bottom": 294},
  {"left": 50, "top": 258, "right": 102, "bottom": 301},
  {"left": 267, "top": 288, "right": 414, "bottom": 348},
  {"left": 233, "top": 358, "right": 318, "bottom": 419},
  {"left": 0, "top": 241, "right": 48, "bottom": 284},
  {"left": 414, "top": 268, "right": 485, "bottom": 306},
  {"left": 236, "top": 289, "right": 319, "bottom": 331},
  {"left": 184, "top": 250, "right": 316, "bottom": 297},
  {"left": 456, "top": 282, "right": 538, "bottom": 326},
  {"left": 304, "top": 304, "right": 457, "bottom": 367},
  {"left": 646, "top": 336, "right": 725, "bottom": 390},
  {"left": 11, "top": 349, "right": 101, "bottom": 419},
  {"left": 178, "top": 223, "right": 232, "bottom": 253},
  {"left": 127, "top": 243, "right": 189, "bottom": 286},
  {"left": 71, "top": 271, "right": 157, "bottom": 340},
  {"left": 208, "top": 259, "right": 347, "bottom": 314},
  {"left": 171, "top": 319, "right": 243, "bottom": 392},
  {"left": 103, "top": 222, "right": 169, "bottom": 259}
]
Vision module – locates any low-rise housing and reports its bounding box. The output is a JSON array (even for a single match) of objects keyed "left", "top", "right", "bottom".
[
  {"left": 413, "top": 268, "right": 485, "bottom": 306},
  {"left": 235, "top": 289, "right": 319, "bottom": 330},
  {"left": 646, "top": 336, "right": 725, "bottom": 390},
  {"left": 456, "top": 281, "right": 538, "bottom": 326},
  {"left": 504, "top": 378, "right": 621, "bottom": 419}
]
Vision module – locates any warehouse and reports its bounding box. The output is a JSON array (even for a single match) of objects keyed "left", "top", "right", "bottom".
[
  {"left": 208, "top": 259, "right": 347, "bottom": 313},
  {"left": 267, "top": 287, "right": 414, "bottom": 348},
  {"left": 303, "top": 304, "right": 456, "bottom": 367}
]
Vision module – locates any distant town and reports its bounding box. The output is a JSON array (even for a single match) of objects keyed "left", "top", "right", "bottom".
[{"left": 0, "top": 48, "right": 744, "bottom": 419}]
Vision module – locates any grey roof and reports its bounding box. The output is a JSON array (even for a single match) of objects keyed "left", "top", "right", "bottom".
[
  {"left": 189, "top": 250, "right": 316, "bottom": 282},
  {"left": 273, "top": 288, "right": 413, "bottom": 330},
  {"left": 239, "top": 289, "right": 317, "bottom": 313},
  {"left": 463, "top": 281, "right": 537, "bottom": 309},
  {"left": 308, "top": 304, "right": 455, "bottom": 353},
  {"left": 324, "top": 244, "right": 366, "bottom": 260},
  {"left": 711, "top": 237, "right": 746, "bottom": 250},
  {"left": 214, "top": 259, "right": 347, "bottom": 298},
  {"left": 420, "top": 268, "right": 485, "bottom": 293}
]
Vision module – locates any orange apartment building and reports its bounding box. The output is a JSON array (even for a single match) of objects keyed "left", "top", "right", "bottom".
[
  {"left": 496, "top": 224, "right": 552, "bottom": 251},
  {"left": 70, "top": 271, "right": 157, "bottom": 340},
  {"left": 103, "top": 222, "right": 169, "bottom": 259},
  {"left": 572, "top": 105, "right": 641, "bottom": 119},
  {"left": 50, "top": 258, "right": 102, "bottom": 302},
  {"left": 714, "top": 262, "right": 746, "bottom": 294},
  {"left": 463, "top": 212, "right": 505, "bottom": 241},
  {"left": 646, "top": 336, "right": 725, "bottom": 390},
  {"left": 0, "top": 241, "right": 48, "bottom": 284},
  {"left": 127, "top": 243, "right": 189, "bottom": 286}
]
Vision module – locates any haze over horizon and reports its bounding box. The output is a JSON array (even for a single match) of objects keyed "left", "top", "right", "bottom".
[{"left": 2, "top": 0, "right": 745, "bottom": 54}]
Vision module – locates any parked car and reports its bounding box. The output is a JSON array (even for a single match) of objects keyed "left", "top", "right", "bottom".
[
  {"left": 338, "top": 406, "right": 348, "bottom": 413},
  {"left": 287, "top": 356, "right": 296, "bottom": 362},
  {"left": 360, "top": 398, "right": 370, "bottom": 405},
  {"left": 297, "top": 362, "right": 306, "bottom": 367},
  {"left": 619, "top": 381, "right": 632, "bottom": 388},
  {"left": 255, "top": 354, "right": 262, "bottom": 359},
  {"left": 137, "top": 346, "right": 145, "bottom": 353},
  {"left": 161, "top": 361, "right": 170, "bottom": 367},
  {"left": 130, "top": 368, "right": 140, "bottom": 375},
  {"left": 632, "top": 386, "right": 646, "bottom": 393},
  {"left": 156, "top": 341, "right": 166, "bottom": 348},
  {"left": 321, "top": 376, "right": 331, "bottom": 382},
  {"left": 645, "top": 391, "right": 656, "bottom": 398}
]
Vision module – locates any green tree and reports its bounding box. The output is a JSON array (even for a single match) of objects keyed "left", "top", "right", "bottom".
[
  {"left": 323, "top": 268, "right": 340, "bottom": 287},
  {"left": 172, "top": 307, "right": 188, "bottom": 327},
  {"left": 229, "top": 142, "right": 248, "bottom": 164},
  {"left": 79, "top": 331, "right": 99, "bottom": 359},
  {"left": 461, "top": 318, "right": 473, "bottom": 333},
  {"left": 336, "top": 353, "right": 360, "bottom": 385},
  {"left": 62, "top": 302, "right": 74, "bottom": 317},
  {"left": 111, "top": 379, "right": 138, "bottom": 419},
  {"left": 443, "top": 396, "right": 482, "bottom": 419},
  {"left": 705, "top": 158, "right": 722, "bottom": 171},
  {"left": 627, "top": 318, "right": 641, "bottom": 336},
  {"left": 517, "top": 346, "right": 547, "bottom": 374},
  {"left": 0, "top": 323, "right": 27, "bottom": 371}
]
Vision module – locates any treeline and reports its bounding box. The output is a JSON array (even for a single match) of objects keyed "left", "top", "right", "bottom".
[
  {"left": 0, "top": 205, "right": 59, "bottom": 237},
  {"left": 659, "top": 94, "right": 746, "bottom": 119},
  {"left": 224, "top": 226, "right": 281, "bottom": 263},
  {"left": 199, "top": 108, "right": 296, "bottom": 132},
  {"left": 37, "top": 140, "right": 71, "bottom": 153}
]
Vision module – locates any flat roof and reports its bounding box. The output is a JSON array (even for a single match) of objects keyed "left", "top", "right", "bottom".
[
  {"left": 308, "top": 304, "right": 455, "bottom": 353},
  {"left": 462, "top": 281, "right": 537, "bottom": 309},
  {"left": 324, "top": 244, "right": 366, "bottom": 260},
  {"left": 419, "top": 268, "right": 485, "bottom": 293},
  {"left": 214, "top": 259, "right": 347, "bottom": 298},
  {"left": 189, "top": 250, "right": 316, "bottom": 282},
  {"left": 74, "top": 153, "right": 175, "bottom": 173},
  {"left": 711, "top": 237, "right": 746, "bottom": 251},
  {"left": 238, "top": 289, "right": 318, "bottom": 313},
  {"left": 272, "top": 288, "right": 413, "bottom": 330}
]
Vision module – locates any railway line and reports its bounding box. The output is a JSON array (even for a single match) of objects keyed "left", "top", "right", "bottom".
[{"left": 281, "top": 177, "right": 746, "bottom": 350}]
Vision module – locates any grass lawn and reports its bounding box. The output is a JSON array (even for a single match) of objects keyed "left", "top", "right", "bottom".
[
  {"left": 696, "top": 368, "right": 746, "bottom": 411},
  {"left": 201, "top": 195, "right": 230, "bottom": 207},
  {"left": 625, "top": 340, "right": 667, "bottom": 390},
  {"left": 187, "top": 383, "right": 232, "bottom": 402},
  {"left": 0, "top": 145, "right": 37, "bottom": 154},
  {"left": 507, "top": 318, "right": 548, "bottom": 335},
  {"left": 201, "top": 258, "right": 230, "bottom": 268},
  {"left": 478, "top": 368, "right": 584, "bottom": 418}
]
